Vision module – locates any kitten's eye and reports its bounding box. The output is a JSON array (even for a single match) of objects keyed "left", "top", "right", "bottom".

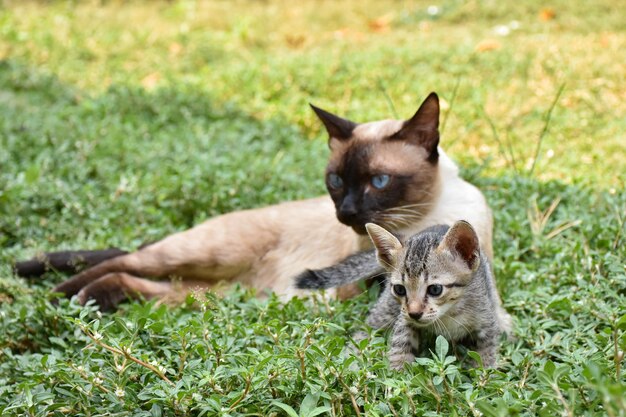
[
  {"left": 392, "top": 284, "right": 407, "bottom": 297},
  {"left": 371, "top": 174, "right": 390, "bottom": 189},
  {"left": 427, "top": 284, "right": 443, "bottom": 297},
  {"left": 327, "top": 173, "right": 343, "bottom": 189}
]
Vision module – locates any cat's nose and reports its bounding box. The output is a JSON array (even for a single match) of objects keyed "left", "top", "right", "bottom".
[
  {"left": 408, "top": 311, "right": 423, "bottom": 320},
  {"left": 338, "top": 196, "right": 359, "bottom": 220}
]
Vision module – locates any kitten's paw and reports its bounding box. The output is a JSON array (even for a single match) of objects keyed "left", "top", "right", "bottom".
[{"left": 389, "top": 353, "right": 414, "bottom": 370}]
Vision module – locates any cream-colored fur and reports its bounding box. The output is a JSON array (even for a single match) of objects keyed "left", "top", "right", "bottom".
[
  {"left": 50, "top": 97, "right": 494, "bottom": 308},
  {"left": 91, "top": 147, "right": 491, "bottom": 299},
  {"left": 401, "top": 150, "right": 493, "bottom": 258}
]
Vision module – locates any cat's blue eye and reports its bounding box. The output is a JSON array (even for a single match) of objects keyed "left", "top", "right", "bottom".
[
  {"left": 392, "top": 284, "right": 406, "bottom": 297},
  {"left": 327, "top": 173, "right": 343, "bottom": 189},
  {"left": 371, "top": 174, "right": 390, "bottom": 189},
  {"left": 427, "top": 284, "right": 443, "bottom": 297}
]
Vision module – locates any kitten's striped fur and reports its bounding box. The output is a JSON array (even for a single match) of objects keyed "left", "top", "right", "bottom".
[{"left": 298, "top": 221, "right": 511, "bottom": 369}]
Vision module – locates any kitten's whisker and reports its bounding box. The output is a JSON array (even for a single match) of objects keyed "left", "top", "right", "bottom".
[
  {"left": 369, "top": 271, "right": 388, "bottom": 280},
  {"left": 383, "top": 314, "right": 398, "bottom": 330},
  {"left": 436, "top": 318, "right": 451, "bottom": 340},
  {"left": 377, "top": 257, "right": 398, "bottom": 273},
  {"left": 447, "top": 316, "right": 475, "bottom": 342},
  {"left": 433, "top": 318, "right": 444, "bottom": 338}
]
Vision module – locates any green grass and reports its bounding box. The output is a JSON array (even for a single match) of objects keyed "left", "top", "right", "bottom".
[{"left": 0, "top": 0, "right": 625, "bottom": 415}]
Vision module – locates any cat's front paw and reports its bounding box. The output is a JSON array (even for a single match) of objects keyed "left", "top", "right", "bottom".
[{"left": 389, "top": 353, "right": 415, "bottom": 370}]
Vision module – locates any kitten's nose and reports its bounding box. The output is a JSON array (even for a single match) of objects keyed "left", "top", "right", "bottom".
[{"left": 408, "top": 311, "right": 423, "bottom": 320}]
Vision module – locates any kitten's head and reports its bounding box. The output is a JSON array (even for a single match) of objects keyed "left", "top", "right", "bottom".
[
  {"left": 366, "top": 221, "right": 480, "bottom": 327},
  {"left": 311, "top": 93, "right": 441, "bottom": 235}
]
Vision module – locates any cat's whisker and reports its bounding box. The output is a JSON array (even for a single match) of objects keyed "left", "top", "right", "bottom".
[
  {"left": 380, "top": 211, "right": 425, "bottom": 220},
  {"left": 377, "top": 214, "right": 424, "bottom": 230},
  {"left": 379, "top": 214, "right": 421, "bottom": 223},
  {"left": 380, "top": 218, "right": 401, "bottom": 230},
  {"left": 378, "top": 213, "right": 423, "bottom": 222},
  {"left": 384, "top": 203, "right": 431, "bottom": 211},
  {"left": 382, "top": 207, "right": 427, "bottom": 216},
  {"left": 387, "top": 195, "right": 436, "bottom": 209}
]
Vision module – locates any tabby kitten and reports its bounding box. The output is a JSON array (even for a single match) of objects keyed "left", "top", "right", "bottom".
[{"left": 297, "top": 221, "right": 511, "bottom": 369}]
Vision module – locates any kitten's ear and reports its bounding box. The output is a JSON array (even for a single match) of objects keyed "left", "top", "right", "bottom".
[
  {"left": 366, "top": 223, "right": 402, "bottom": 271},
  {"left": 439, "top": 221, "right": 480, "bottom": 271},
  {"left": 391, "top": 92, "right": 440, "bottom": 162},
  {"left": 310, "top": 104, "right": 357, "bottom": 141}
]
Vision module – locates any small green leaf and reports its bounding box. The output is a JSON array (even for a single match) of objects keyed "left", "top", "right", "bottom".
[
  {"left": 150, "top": 403, "right": 162, "bottom": 417},
  {"left": 543, "top": 360, "right": 556, "bottom": 377},
  {"left": 49, "top": 336, "right": 67, "bottom": 348},
  {"left": 547, "top": 297, "right": 571, "bottom": 313},
  {"left": 435, "top": 335, "right": 449, "bottom": 361},
  {"left": 271, "top": 401, "right": 299, "bottom": 417},
  {"left": 467, "top": 351, "right": 483, "bottom": 367},
  {"left": 475, "top": 400, "right": 499, "bottom": 417},
  {"left": 299, "top": 392, "right": 320, "bottom": 417},
  {"left": 414, "top": 357, "right": 433, "bottom": 366},
  {"left": 511, "top": 351, "right": 524, "bottom": 366},
  {"left": 307, "top": 406, "right": 331, "bottom": 417},
  {"left": 432, "top": 375, "right": 444, "bottom": 386}
]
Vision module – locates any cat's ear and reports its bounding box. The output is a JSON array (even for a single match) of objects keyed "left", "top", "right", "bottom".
[
  {"left": 438, "top": 220, "right": 480, "bottom": 271},
  {"left": 310, "top": 104, "right": 357, "bottom": 141},
  {"left": 391, "top": 92, "right": 440, "bottom": 162},
  {"left": 366, "top": 223, "right": 402, "bottom": 271}
]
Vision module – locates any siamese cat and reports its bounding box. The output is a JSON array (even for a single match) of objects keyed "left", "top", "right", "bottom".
[
  {"left": 15, "top": 93, "right": 493, "bottom": 310},
  {"left": 297, "top": 221, "right": 510, "bottom": 369}
]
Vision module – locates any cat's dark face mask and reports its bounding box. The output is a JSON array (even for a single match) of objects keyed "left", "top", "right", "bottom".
[
  {"left": 324, "top": 143, "right": 417, "bottom": 235},
  {"left": 311, "top": 93, "right": 441, "bottom": 235}
]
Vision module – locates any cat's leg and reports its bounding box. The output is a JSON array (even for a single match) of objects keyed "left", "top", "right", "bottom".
[
  {"left": 75, "top": 272, "right": 212, "bottom": 312},
  {"left": 346, "top": 289, "right": 397, "bottom": 347},
  {"left": 388, "top": 320, "right": 416, "bottom": 370},
  {"left": 475, "top": 327, "right": 499, "bottom": 368},
  {"left": 53, "top": 207, "right": 281, "bottom": 297}
]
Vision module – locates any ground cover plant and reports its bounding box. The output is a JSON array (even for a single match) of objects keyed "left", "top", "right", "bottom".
[{"left": 0, "top": 0, "right": 624, "bottom": 415}]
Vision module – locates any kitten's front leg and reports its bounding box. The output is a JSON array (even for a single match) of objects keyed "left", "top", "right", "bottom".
[
  {"left": 475, "top": 330, "right": 499, "bottom": 368},
  {"left": 388, "top": 321, "right": 416, "bottom": 370},
  {"left": 366, "top": 287, "right": 399, "bottom": 330}
]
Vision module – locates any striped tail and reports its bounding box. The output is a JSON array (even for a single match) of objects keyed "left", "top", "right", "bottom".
[
  {"left": 13, "top": 248, "right": 128, "bottom": 278},
  {"left": 294, "top": 250, "right": 384, "bottom": 290}
]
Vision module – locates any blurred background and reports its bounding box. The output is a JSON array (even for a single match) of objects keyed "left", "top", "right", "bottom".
[{"left": 0, "top": 0, "right": 624, "bottom": 246}]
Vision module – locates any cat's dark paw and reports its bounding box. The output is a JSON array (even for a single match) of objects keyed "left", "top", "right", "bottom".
[
  {"left": 77, "top": 274, "right": 130, "bottom": 312},
  {"left": 53, "top": 277, "right": 87, "bottom": 298}
]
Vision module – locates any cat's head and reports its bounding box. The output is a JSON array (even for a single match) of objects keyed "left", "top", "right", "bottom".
[
  {"left": 311, "top": 93, "right": 441, "bottom": 235},
  {"left": 366, "top": 221, "right": 480, "bottom": 327}
]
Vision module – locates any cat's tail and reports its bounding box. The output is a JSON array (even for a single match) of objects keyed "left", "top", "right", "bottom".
[
  {"left": 295, "top": 250, "right": 384, "bottom": 290},
  {"left": 13, "top": 249, "right": 128, "bottom": 278}
]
